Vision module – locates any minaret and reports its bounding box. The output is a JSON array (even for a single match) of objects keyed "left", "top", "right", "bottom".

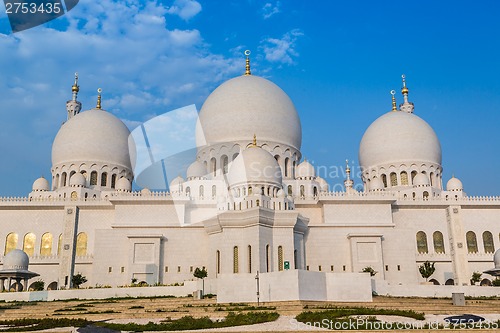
[
  {"left": 399, "top": 74, "right": 414, "bottom": 113},
  {"left": 244, "top": 50, "right": 251, "bottom": 76},
  {"left": 344, "top": 159, "right": 354, "bottom": 192},
  {"left": 66, "top": 73, "right": 82, "bottom": 120}
]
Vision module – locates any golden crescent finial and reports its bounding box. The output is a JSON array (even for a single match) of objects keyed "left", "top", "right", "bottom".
[
  {"left": 244, "top": 50, "right": 251, "bottom": 76},
  {"left": 252, "top": 134, "right": 257, "bottom": 147},
  {"left": 72, "top": 72, "right": 79, "bottom": 93},
  {"left": 96, "top": 88, "right": 102, "bottom": 109},
  {"left": 401, "top": 74, "right": 409, "bottom": 95},
  {"left": 391, "top": 90, "right": 397, "bottom": 111}
]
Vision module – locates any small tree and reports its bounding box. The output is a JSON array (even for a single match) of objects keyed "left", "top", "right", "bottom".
[
  {"left": 419, "top": 261, "right": 435, "bottom": 282},
  {"left": 193, "top": 267, "right": 208, "bottom": 297},
  {"left": 362, "top": 266, "right": 377, "bottom": 277},
  {"left": 131, "top": 277, "right": 138, "bottom": 286},
  {"left": 72, "top": 273, "right": 87, "bottom": 289},
  {"left": 31, "top": 280, "right": 45, "bottom": 291},
  {"left": 492, "top": 278, "right": 500, "bottom": 287},
  {"left": 471, "top": 272, "right": 482, "bottom": 285}
]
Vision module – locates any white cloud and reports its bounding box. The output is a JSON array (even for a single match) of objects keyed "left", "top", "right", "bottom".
[
  {"left": 167, "top": 0, "right": 202, "bottom": 21},
  {"left": 262, "top": 1, "right": 281, "bottom": 19},
  {"left": 260, "top": 29, "right": 304, "bottom": 64}
]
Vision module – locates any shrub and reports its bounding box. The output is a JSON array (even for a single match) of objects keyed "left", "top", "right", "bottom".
[{"left": 419, "top": 261, "right": 436, "bottom": 282}]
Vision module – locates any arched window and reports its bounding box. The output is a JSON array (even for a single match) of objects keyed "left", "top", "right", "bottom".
[
  {"left": 233, "top": 246, "right": 239, "bottom": 273},
  {"left": 232, "top": 153, "right": 239, "bottom": 161},
  {"left": 4, "top": 233, "right": 18, "bottom": 255},
  {"left": 76, "top": 232, "right": 88, "bottom": 256},
  {"left": 466, "top": 231, "right": 478, "bottom": 253},
  {"left": 423, "top": 191, "right": 429, "bottom": 199},
  {"left": 61, "top": 172, "right": 67, "bottom": 187},
  {"left": 212, "top": 185, "right": 216, "bottom": 198},
  {"left": 69, "top": 170, "right": 76, "bottom": 181},
  {"left": 287, "top": 185, "right": 293, "bottom": 196},
  {"left": 90, "top": 171, "right": 98, "bottom": 186},
  {"left": 211, "top": 157, "right": 217, "bottom": 177},
  {"left": 292, "top": 160, "right": 296, "bottom": 178},
  {"left": 313, "top": 187, "right": 318, "bottom": 197},
  {"left": 111, "top": 174, "right": 117, "bottom": 188},
  {"left": 186, "top": 186, "right": 191, "bottom": 196},
  {"left": 278, "top": 246, "right": 284, "bottom": 271},
  {"left": 101, "top": 172, "right": 108, "bottom": 186},
  {"left": 256, "top": 199, "right": 260, "bottom": 207},
  {"left": 416, "top": 231, "right": 428, "bottom": 254},
  {"left": 300, "top": 185, "right": 305, "bottom": 198},
  {"left": 284, "top": 158, "right": 289, "bottom": 177},
  {"left": 23, "top": 233, "right": 36, "bottom": 256},
  {"left": 248, "top": 187, "right": 253, "bottom": 195},
  {"left": 40, "top": 233, "right": 53, "bottom": 256},
  {"left": 221, "top": 155, "right": 228, "bottom": 174},
  {"left": 433, "top": 231, "right": 445, "bottom": 254},
  {"left": 430, "top": 172, "right": 434, "bottom": 186},
  {"left": 390, "top": 172, "right": 397, "bottom": 186},
  {"left": 400, "top": 171, "right": 408, "bottom": 185},
  {"left": 411, "top": 171, "right": 417, "bottom": 184},
  {"left": 199, "top": 185, "right": 204, "bottom": 198},
  {"left": 216, "top": 250, "right": 221, "bottom": 275},
  {"left": 294, "top": 249, "right": 298, "bottom": 269},
  {"left": 266, "top": 244, "right": 270, "bottom": 272},
  {"left": 381, "top": 174, "right": 387, "bottom": 187},
  {"left": 483, "top": 231, "right": 495, "bottom": 253},
  {"left": 57, "top": 234, "right": 62, "bottom": 255},
  {"left": 248, "top": 245, "right": 252, "bottom": 273},
  {"left": 55, "top": 174, "right": 60, "bottom": 189}
]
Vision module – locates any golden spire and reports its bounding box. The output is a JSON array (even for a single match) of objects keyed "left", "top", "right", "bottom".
[
  {"left": 345, "top": 159, "right": 350, "bottom": 174},
  {"left": 252, "top": 134, "right": 257, "bottom": 147},
  {"left": 96, "top": 88, "right": 102, "bottom": 109},
  {"left": 401, "top": 74, "right": 409, "bottom": 95},
  {"left": 244, "top": 50, "right": 251, "bottom": 76},
  {"left": 72, "top": 72, "right": 79, "bottom": 93},
  {"left": 391, "top": 90, "right": 397, "bottom": 111}
]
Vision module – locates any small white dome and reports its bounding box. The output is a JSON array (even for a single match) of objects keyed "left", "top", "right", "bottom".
[
  {"left": 169, "top": 176, "right": 184, "bottom": 190},
  {"left": 413, "top": 173, "right": 430, "bottom": 186},
  {"left": 3, "top": 249, "right": 29, "bottom": 270},
  {"left": 446, "top": 176, "right": 463, "bottom": 191},
  {"left": 52, "top": 109, "right": 132, "bottom": 169},
  {"left": 32, "top": 177, "right": 50, "bottom": 191},
  {"left": 69, "top": 173, "right": 86, "bottom": 187},
  {"left": 116, "top": 177, "right": 131, "bottom": 192},
  {"left": 140, "top": 188, "right": 151, "bottom": 195},
  {"left": 196, "top": 75, "right": 302, "bottom": 150},
  {"left": 187, "top": 161, "right": 207, "bottom": 179},
  {"left": 369, "top": 177, "right": 385, "bottom": 191},
  {"left": 359, "top": 111, "right": 441, "bottom": 170},
  {"left": 227, "top": 146, "right": 282, "bottom": 188},
  {"left": 296, "top": 160, "right": 315, "bottom": 179},
  {"left": 316, "top": 177, "right": 329, "bottom": 192},
  {"left": 277, "top": 189, "right": 285, "bottom": 198},
  {"left": 494, "top": 249, "right": 500, "bottom": 268}
]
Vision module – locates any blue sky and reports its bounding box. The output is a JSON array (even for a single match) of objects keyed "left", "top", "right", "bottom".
[{"left": 0, "top": 0, "right": 499, "bottom": 196}]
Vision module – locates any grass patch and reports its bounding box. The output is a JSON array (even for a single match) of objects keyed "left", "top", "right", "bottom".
[
  {"left": 215, "top": 305, "right": 276, "bottom": 311},
  {"left": 129, "top": 305, "right": 145, "bottom": 309},
  {"left": 97, "top": 311, "right": 279, "bottom": 331},
  {"left": 53, "top": 307, "right": 88, "bottom": 312},
  {"left": 296, "top": 306, "right": 425, "bottom": 324},
  {"left": 0, "top": 318, "right": 92, "bottom": 331},
  {"left": 84, "top": 310, "right": 120, "bottom": 314}
]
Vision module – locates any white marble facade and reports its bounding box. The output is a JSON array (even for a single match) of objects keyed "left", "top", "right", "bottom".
[{"left": 1, "top": 67, "right": 499, "bottom": 293}]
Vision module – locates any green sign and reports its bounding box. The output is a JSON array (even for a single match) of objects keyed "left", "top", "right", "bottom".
[{"left": 284, "top": 261, "right": 290, "bottom": 270}]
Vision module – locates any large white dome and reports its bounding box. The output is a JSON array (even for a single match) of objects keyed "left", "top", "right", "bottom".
[
  {"left": 196, "top": 75, "right": 302, "bottom": 150},
  {"left": 359, "top": 111, "right": 441, "bottom": 170},
  {"left": 52, "top": 109, "right": 132, "bottom": 169}
]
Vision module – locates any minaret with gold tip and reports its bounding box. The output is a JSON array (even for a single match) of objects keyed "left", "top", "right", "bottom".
[
  {"left": 344, "top": 159, "right": 354, "bottom": 193},
  {"left": 66, "top": 72, "right": 82, "bottom": 120},
  {"left": 96, "top": 88, "right": 102, "bottom": 110},
  {"left": 399, "top": 74, "right": 415, "bottom": 113},
  {"left": 244, "top": 50, "right": 251, "bottom": 76}
]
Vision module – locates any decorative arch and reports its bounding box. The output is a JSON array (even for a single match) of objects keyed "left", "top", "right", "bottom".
[
  {"left": 416, "top": 231, "right": 428, "bottom": 254},
  {"left": 400, "top": 171, "right": 408, "bottom": 185},
  {"left": 199, "top": 185, "right": 204, "bottom": 198},
  {"left": 278, "top": 245, "right": 284, "bottom": 271},
  {"left": 61, "top": 172, "right": 67, "bottom": 187},
  {"left": 90, "top": 171, "right": 98, "bottom": 186},
  {"left": 76, "top": 232, "right": 88, "bottom": 256},
  {"left": 210, "top": 157, "right": 217, "bottom": 177},
  {"left": 4, "top": 233, "right": 18, "bottom": 255},
  {"left": 433, "top": 231, "right": 445, "bottom": 254},
  {"left": 101, "top": 172, "right": 108, "bottom": 186},
  {"left": 445, "top": 279, "right": 454, "bottom": 285},
  {"left": 482, "top": 231, "right": 495, "bottom": 253},
  {"left": 23, "top": 233, "right": 36, "bottom": 256},
  {"left": 40, "top": 232, "right": 53, "bottom": 256},
  {"left": 266, "top": 244, "right": 270, "bottom": 272},
  {"left": 381, "top": 174, "right": 387, "bottom": 187},
  {"left": 233, "top": 246, "right": 239, "bottom": 273},
  {"left": 466, "top": 231, "right": 478, "bottom": 253},
  {"left": 216, "top": 250, "right": 221, "bottom": 275},
  {"left": 248, "top": 245, "right": 252, "bottom": 273},
  {"left": 390, "top": 172, "right": 397, "bottom": 186},
  {"left": 429, "top": 279, "right": 440, "bottom": 285}
]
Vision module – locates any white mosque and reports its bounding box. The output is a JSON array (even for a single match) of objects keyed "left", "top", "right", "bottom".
[{"left": 1, "top": 54, "right": 499, "bottom": 295}]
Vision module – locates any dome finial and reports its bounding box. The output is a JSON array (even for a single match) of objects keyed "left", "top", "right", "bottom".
[
  {"left": 244, "top": 50, "right": 251, "bottom": 76},
  {"left": 96, "top": 88, "right": 102, "bottom": 109},
  {"left": 252, "top": 133, "right": 257, "bottom": 147},
  {"left": 344, "top": 159, "right": 353, "bottom": 191},
  {"left": 71, "top": 72, "right": 79, "bottom": 101},
  {"left": 390, "top": 90, "right": 397, "bottom": 111},
  {"left": 399, "top": 74, "right": 414, "bottom": 113}
]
